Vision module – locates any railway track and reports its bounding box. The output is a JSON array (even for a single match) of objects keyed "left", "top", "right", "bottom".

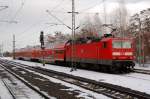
[
  {"left": 2, "top": 79, "right": 16, "bottom": 99},
  {"left": 0, "top": 59, "right": 150, "bottom": 99},
  {"left": 134, "top": 68, "right": 150, "bottom": 75},
  {"left": 0, "top": 61, "right": 51, "bottom": 99}
]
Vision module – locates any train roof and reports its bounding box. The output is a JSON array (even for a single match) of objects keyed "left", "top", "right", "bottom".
[
  {"left": 53, "top": 43, "right": 66, "bottom": 50},
  {"left": 111, "top": 37, "right": 133, "bottom": 40},
  {"left": 101, "top": 37, "right": 133, "bottom": 41}
]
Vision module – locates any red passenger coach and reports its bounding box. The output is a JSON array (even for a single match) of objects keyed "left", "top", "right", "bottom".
[
  {"left": 36, "top": 49, "right": 54, "bottom": 63},
  {"left": 53, "top": 43, "right": 65, "bottom": 64},
  {"left": 16, "top": 50, "right": 32, "bottom": 60}
]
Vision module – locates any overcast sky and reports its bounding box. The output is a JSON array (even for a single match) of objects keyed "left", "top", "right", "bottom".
[{"left": 0, "top": 0, "right": 149, "bottom": 52}]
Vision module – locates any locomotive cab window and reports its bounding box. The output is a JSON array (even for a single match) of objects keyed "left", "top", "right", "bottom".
[
  {"left": 113, "top": 41, "right": 131, "bottom": 48},
  {"left": 102, "top": 42, "right": 107, "bottom": 48}
]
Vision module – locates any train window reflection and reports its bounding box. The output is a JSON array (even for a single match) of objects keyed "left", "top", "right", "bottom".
[{"left": 113, "top": 41, "right": 131, "bottom": 48}]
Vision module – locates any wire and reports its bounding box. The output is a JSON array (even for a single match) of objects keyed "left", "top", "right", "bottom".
[
  {"left": 0, "top": 20, "right": 17, "bottom": 23},
  {"left": 0, "top": 0, "right": 12, "bottom": 24},
  {"left": 15, "top": 13, "right": 45, "bottom": 42},
  {"left": 0, "top": 6, "right": 9, "bottom": 23},
  {"left": 0, "top": 6, "right": 8, "bottom": 11},
  {"left": 51, "top": 0, "right": 71, "bottom": 12},
  {"left": 79, "top": 12, "right": 104, "bottom": 14},
  {"left": 46, "top": 0, "right": 71, "bottom": 15},
  {"left": 45, "top": 10, "right": 69, "bottom": 14},
  {"left": 50, "top": 0, "right": 65, "bottom": 12},
  {"left": 78, "top": 0, "right": 103, "bottom": 13},
  {"left": 10, "top": 0, "right": 26, "bottom": 21},
  {"left": 46, "top": 10, "right": 72, "bottom": 29}
]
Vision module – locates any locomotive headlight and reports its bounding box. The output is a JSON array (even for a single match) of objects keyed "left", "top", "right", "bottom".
[
  {"left": 125, "top": 52, "right": 133, "bottom": 55},
  {"left": 112, "top": 52, "right": 121, "bottom": 56}
]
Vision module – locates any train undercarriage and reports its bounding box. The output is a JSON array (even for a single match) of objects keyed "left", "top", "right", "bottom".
[{"left": 17, "top": 57, "right": 135, "bottom": 73}]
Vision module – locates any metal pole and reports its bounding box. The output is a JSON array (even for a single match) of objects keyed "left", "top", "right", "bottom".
[
  {"left": 1, "top": 44, "right": 3, "bottom": 57},
  {"left": 42, "top": 48, "right": 45, "bottom": 66},
  {"left": 138, "top": 18, "right": 141, "bottom": 66},
  {"left": 13, "top": 34, "right": 15, "bottom": 59},
  {"left": 103, "top": 0, "right": 106, "bottom": 35},
  {"left": 142, "top": 32, "right": 145, "bottom": 66},
  {"left": 70, "top": 0, "right": 76, "bottom": 72},
  {"left": 0, "top": 44, "right": 2, "bottom": 57},
  {"left": 138, "top": 34, "right": 141, "bottom": 66},
  {"left": 40, "top": 31, "right": 45, "bottom": 66}
]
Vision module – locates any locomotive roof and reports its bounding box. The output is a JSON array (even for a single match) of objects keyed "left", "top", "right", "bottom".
[
  {"left": 101, "top": 37, "right": 132, "bottom": 41},
  {"left": 53, "top": 42, "right": 66, "bottom": 50},
  {"left": 112, "top": 37, "right": 132, "bottom": 40}
]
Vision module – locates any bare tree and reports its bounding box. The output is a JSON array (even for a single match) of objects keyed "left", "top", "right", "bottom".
[
  {"left": 76, "top": 13, "right": 103, "bottom": 39},
  {"left": 109, "top": 0, "right": 128, "bottom": 37},
  {"left": 129, "top": 8, "right": 150, "bottom": 63}
]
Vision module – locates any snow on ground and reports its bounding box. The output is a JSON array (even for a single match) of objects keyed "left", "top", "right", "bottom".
[
  {"left": 2, "top": 57, "right": 150, "bottom": 95},
  {"left": 24, "top": 68, "right": 110, "bottom": 99},
  {"left": 0, "top": 80, "right": 13, "bottom": 99},
  {"left": 123, "top": 73, "right": 150, "bottom": 82},
  {"left": 135, "top": 63, "right": 150, "bottom": 70},
  {"left": 7, "top": 77, "right": 45, "bottom": 99},
  {"left": 1, "top": 57, "right": 109, "bottom": 99},
  {"left": 0, "top": 64, "right": 45, "bottom": 99}
]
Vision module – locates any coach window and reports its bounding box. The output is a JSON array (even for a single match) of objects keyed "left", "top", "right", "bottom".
[
  {"left": 103, "top": 42, "right": 107, "bottom": 48},
  {"left": 55, "top": 50, "right": 64, "bottom": 54}
]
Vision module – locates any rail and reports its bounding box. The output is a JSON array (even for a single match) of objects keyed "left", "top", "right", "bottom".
[
  {"left": 0, "top": 63, "right": 50, "bottom": 99},
  {"left": 134, "top": 68, "right": 150, "bottom": 75},
  {"left": 2, "top": 79, "right": 16, "bottom": 99},
  {"left": 1, "top": 59, "right": 150, "bottom": 99}
]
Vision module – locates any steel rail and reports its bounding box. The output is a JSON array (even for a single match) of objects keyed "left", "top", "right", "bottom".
[
  {"left": 0, "top": 60, "right": 116, "bottom": 99},
  {"left": 1, "top": 59, "right": 150, "bottom": 99},
  {"left": 0, "top": 64, "right": 50, "bottom": 99},
  {"left": 2, "top": 79, "right": 16, "bottom": 99},
  {"left": 134, "top": 68, "right": 150, "bottom": 75}
]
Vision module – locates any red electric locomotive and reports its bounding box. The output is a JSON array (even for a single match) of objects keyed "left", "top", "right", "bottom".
[{"left": 64, "top": 34, "right": 134, "bottom": 72}]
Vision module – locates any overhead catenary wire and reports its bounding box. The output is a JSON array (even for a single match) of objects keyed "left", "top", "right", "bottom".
[
  {"left": 0, "top": 20, "right": 17, "bottom": 23},
  {"left": 46, "top": 0, "right": 71, "bottom": 14},
  {"left": 0, "top": 1, "right": 71, "bottom": 51},
  {"left": 14, "top": 23, "right": 45, "bottom": 48},
  {"left": 16, "top": 20, "right": 63, "bottom": 48},
  {"left": 15, "top": 12, "right": 68, "bottom": 48},
  {"left": 78, "top": 0, "right": 103, "bottom": 13},
  {"left": 46, "top": 0, "right": 104, "bottom": 15},
  {"left": 7, "top": 1, "right": 105, "bottom": 51},
  {"left": 50, "top": 0, "right": 65, "bottom": 12},
  {"left": 0, "top": 0, "right": 25, "bottom": 32},
  {"left": 51, "top": 0, "right": 71, "bottom": 13},
  {"left": 44, "top": 10, "right": 104, "bottom": 15},
  {"left": 10, "top": 0, "right": 26, "bottom": 22},
  {"left": 0, "top": 6, "right": 8, "bottom": 11},
  {"left": 0, "top": 5, "right": 9, "bottom": 23},
  {"left": 17, "top": 20, "right": 45, "bottom": 40},
  {"left": 46, "top": 10, "right": 72, "bottom": 30}
]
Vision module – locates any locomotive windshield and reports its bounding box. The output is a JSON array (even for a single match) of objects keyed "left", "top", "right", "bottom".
[{"left": 113, "top": 40, "right": 131, "bottom": 48}]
